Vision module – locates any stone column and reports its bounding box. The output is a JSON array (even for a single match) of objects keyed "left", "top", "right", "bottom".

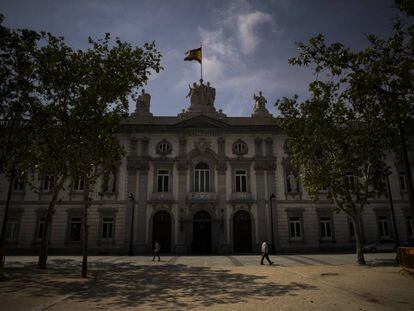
[
  {"left": 217, "top": 165, "right": 228, "bottom": 253},
  {"left": 134, "top": 137, "right": 149, "bottom": 254},
  {"left": 176, "top": 136, "right": 188, "bottom": 253},
  {"left": 126, "top": 168, "right": 138, "bottom": 253},
  {"left": 254, "top": 137, "right": 267, "bottom": 250},
  {"left": 217, "top": 136, "right": 228, "bottom": 253},
  {"left": 266, "top": 166, "right": 277, "bottom": 250},
  {"left": 136, "top": 167, "right": 149, "bottom": 254},
  {"left": 265, "top": 137, "right": 277, "bottom": 249},
  {"left": 176, "top": 161, "right": 188, "bottom": 254}
]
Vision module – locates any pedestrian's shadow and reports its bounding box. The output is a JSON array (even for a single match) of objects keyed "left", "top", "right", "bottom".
[{"left": 1, "top": 259, "right": 317, "bottom": 309}]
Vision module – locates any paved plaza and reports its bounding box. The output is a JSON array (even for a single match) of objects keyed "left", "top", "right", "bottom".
[{"left": 1, "top": 253, "right": 414, "bottom": 310}]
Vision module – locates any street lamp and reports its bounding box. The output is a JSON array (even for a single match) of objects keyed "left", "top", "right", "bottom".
[
  {"left": 128, "top": 192, "right": 135, "bottom": 256},
  {"left": 269, "top": 193, "right": 276, "bottom": 254}
]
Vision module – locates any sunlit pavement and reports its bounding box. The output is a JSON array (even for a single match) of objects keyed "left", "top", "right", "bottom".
[
  {"left": 4, "top": 252, "right": 399, "bottom": 268},
  {"left": 1, "top": 253, "right": 413, "bottom": 311}
]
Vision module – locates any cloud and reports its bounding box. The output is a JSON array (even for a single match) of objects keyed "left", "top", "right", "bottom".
[
  {"left": 237, "top": 11, "right": 273, "bottom": 54},
  {"left": 199, "top": 27, "right": 236, "bottom": 57}
]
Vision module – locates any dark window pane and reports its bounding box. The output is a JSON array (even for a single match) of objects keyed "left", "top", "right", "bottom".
[
  {"left": 158, "top": 176, "right": 163, "bottom": 192},
  {"left": 296, "top": 223, "right": 301, "bottom": 237}
]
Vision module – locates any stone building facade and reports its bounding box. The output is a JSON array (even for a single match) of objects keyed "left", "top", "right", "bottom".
[{"left": 1, "top": 80, "right": 414, "bottom": 254}]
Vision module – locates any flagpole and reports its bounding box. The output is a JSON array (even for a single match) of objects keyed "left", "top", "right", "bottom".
[{"left": 200, "top": 44, "right": 203, "bottom": 81}]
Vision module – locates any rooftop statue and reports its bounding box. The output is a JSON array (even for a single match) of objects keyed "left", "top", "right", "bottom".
[
  {"left": 252, "top": 91, "right": 271, "bottom": 117},
  {"left": 135, "top": 89, "right": 152, "bottom": 116},
  {"left": 186, "top": 79, "right": 216, "bottom": 112},
  {"left": 137, "top": 89, "right": 151, "bottom": 108}
]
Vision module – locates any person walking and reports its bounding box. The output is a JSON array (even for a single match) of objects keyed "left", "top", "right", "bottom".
[
  {"left": 152, "top": 241, "right": 161, "bottom": 261},
  {"left": 260, "top": 240, "right": 274, "bottom": 265}
]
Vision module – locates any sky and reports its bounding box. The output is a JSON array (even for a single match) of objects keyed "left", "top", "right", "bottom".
[{"left": 0, "top": 0, "right": 403, "bottom": 117}]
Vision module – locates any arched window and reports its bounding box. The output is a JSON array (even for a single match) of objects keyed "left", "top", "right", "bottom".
[{"left": 194, "top": 162, "right": 210, "bottom": 192}]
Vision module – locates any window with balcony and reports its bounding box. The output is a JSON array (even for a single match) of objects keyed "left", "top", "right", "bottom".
[
  {"left": 73, "top": 175, "right": 85, "bottom": 192},
  {"left": 42, "top": 174, "right": 55, "bottom": 191},
  {"left": 320, "top": 216, "right": 333, "bottom": 240},
  {"left": 69, "top": 217, "right": 82, "bottom": 242},
  {"left": 194, "top": 162, "right": 210, "bottom": 192},
  {"left": 12, "top": 175, "right": 25, "bottom": 192},
  {"left": 289, "top": 216, "right": 302, "bottom": 240},
  {"left": 5, "top": 217, "right": 20, "bottom": 242},
  {"left": 157, "top": 170, "right": 169, "bottom": 192},
  {"left": 235, "top": 170, "right": 247, "bottom": 192},
  {"left": 378, "top": 216, "right": 390, "bottom": 239},
  {"left": 101, "top": 217, "right": 114, "bottom": 243}
]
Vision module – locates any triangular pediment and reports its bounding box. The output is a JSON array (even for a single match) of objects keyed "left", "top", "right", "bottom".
[{"left": 174, "top": 115, "right": 229, "bottom": 129}]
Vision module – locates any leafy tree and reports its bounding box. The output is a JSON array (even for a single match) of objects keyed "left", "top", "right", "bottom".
[
  {"left": 32, "top": 32, "right": 162, "bottom": 271},
  {"left": 278, "top": 80, "right": 389, "bottom": 265},
  {"left": 277, "top": 1, "right": 414, "bottom": 264},
  {"left": 0, "top": 15, "right": 41, "bottom": 269}
]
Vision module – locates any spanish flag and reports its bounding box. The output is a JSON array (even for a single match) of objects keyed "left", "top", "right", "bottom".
[{"left": 184, "top": 47, "right": 202, "bottom": 64}]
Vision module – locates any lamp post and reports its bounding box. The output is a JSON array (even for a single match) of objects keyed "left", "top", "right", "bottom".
[
  {"left": 269, "top": 193, "right": 276, "bottom": 254},
  {"left": 128, "top": 192, "right": 135, "bottom": 256}
]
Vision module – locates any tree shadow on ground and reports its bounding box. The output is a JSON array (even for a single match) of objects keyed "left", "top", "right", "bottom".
[{"left": 0, "top": 259, "right": 317, "bottom": 309}]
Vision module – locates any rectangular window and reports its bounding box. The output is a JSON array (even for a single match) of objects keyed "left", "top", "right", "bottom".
[
  {"left": 69, "top": 217, "right": 82, "bottom": 242},
  {"left": 73, "top": 175, "right": 85, "bottom": 191},
  {"left": 289, "top": 216, "right": 302, "bottom": 240},
  {"left": 37, "top": 216, "right": 46, "bottom": 241},
  {"left": 235, "top": 170, "right": 247, "bottom": 192},
  {"left": 12, "top": 176, "right": 25, "bottom": 192},
  {"left": 320, "top": 216, "right": 333, "bottom": 240},
  {"left": 195, "top": 170, "right": 210, "bottom": 192},
  {"left": 42, "top": 174, "right": 55, "bottom": 191},
  {"left": 400, "top": 173, "right": 407, "bottom": 191},
  {"left": 101, "top": 217, "right": 114, "bottom": 242},
  {"left": 157, "top": 170, "right": 169, "bottom": 192},
  {"left": 378, "top": 216, "right": 390, "bottom": 239},
  {"left": 5, "top": 218, "right": 20, "bottom": 242},
  {"left": 406, "top": 216, "right": 414, "bottom": 238}
]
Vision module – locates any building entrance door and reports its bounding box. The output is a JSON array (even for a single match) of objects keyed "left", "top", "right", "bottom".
[
  {"left": 192, "top": 210, "right": 212, "bottom": 254},
  {"left": 152, "top": 211, "right": 171, "bottom": 253},
  {"left": 233, "top": 210, "right": 252, "bottom": 253}
]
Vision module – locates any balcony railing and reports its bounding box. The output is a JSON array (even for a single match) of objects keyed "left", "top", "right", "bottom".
[
  {"left": 150, "top": 192, "right": 174, "bottom": 202},
  {"left": 186, "top": 192, "right": 218, "bottom": 203},
  {"left": 230, "top": 192, "right": 253, "bottom": 202}
]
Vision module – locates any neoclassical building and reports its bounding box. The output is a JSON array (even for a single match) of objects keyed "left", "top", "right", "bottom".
[{"left": 1, "top": 81, "right": 414, "bottom": 254}]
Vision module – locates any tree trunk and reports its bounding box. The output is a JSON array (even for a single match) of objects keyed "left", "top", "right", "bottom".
[
  {"left": 38, "top": 176, "right": 66, "bottom": 269},
  {"left": 0, "top": 174, "right": 15, "bottom": 270},
  {"left": 353, "top": 215, "right": 366, "bottom": 265},
  {"left": 81, "top": 180, "right": 91, "bottom": 278}
]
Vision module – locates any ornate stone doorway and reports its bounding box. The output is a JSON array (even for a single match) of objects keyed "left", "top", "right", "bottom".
[
  {"left": 152, "top": 210, "right": 172, "bottom": 253},
  {"left": 192, "top": 210, "right": 212, "bottom": 254},
  {"left": 233, "top": 210, "right": 252, "bottom": 253}
]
